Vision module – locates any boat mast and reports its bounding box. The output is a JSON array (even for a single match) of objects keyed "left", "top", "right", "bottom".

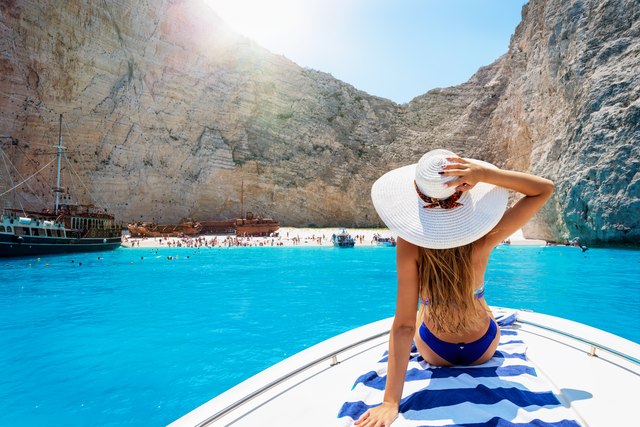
[
  {"left": 54, "top": 114, "right": 64, "bottom": 214},
  {"left": 240, "top": 178, "right": 244, "bottom": 219}
]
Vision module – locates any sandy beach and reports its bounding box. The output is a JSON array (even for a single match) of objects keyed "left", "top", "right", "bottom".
[
  {"left": 121, "top": 227, "right": 545, "bottom": 249},
  {"left": 121, "top": 227, "right": 395, "bottom": 248}
]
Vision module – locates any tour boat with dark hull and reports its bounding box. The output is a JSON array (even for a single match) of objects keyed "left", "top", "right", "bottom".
[
  {"left": 0, "top": 207, "right": 121, "bottom": 257},
  {"left": 0, "top": 115, "right": 122, "bottom": 257}
]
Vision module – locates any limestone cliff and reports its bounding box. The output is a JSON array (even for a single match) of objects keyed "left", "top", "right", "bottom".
[
  {"left": 488, "top": 0, "right": 640, "bottom": 245},
  {"left": 0, "top": 0, "right": 638, "bottom": 244},
  {"left": 392, "top": 0, "right": 640, "bottom": 245}
]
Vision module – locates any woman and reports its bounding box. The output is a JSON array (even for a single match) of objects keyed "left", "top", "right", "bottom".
[{"left": 355, "top": 149, "right": 554, "bottom": 427}]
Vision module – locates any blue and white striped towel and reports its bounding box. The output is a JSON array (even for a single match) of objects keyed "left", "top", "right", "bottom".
[{"left": 337, "top": 313, "right": 581, "bottom": 426}]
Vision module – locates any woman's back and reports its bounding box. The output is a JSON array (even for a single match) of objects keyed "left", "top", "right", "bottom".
[{"left": 403, "top": 238, "right": 500, "bottom": 366}]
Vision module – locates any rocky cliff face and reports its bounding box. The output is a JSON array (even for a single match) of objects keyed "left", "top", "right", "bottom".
[
  {"left": 488, "top": 0, "right": 640, "bottom": 244},
  {"left": 0, "top": 0, "right": 638, "bottom": 244},
  {"left": 393, "top": 0, "right": 640, "bottom": 245}
]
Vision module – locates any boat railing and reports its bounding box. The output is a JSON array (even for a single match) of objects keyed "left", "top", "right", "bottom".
[
  {"left": 194, "top": 328, "right": 391, "bottom": 426},
  {"left": 517, "top": 318, "right": 640, "bottom": 365}
]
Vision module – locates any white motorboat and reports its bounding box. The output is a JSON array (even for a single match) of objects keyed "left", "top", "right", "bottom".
[
  {"left": 332, "top": 228, "right": 356, "bottom": 248},
  {"left": 169, "top": 308, "right": 640, "bottom": 427}
]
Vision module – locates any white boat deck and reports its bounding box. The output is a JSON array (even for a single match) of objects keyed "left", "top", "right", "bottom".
[{"left": 169, "top": 310, "right": 640, "bottom": 427}]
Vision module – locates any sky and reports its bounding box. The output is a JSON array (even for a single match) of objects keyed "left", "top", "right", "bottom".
[{"left": 205, "top": 0, "right": 528, "bottom": 104}]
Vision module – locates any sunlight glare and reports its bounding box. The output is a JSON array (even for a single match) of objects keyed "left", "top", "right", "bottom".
[{"left": 202, "top": 0, "right": 310, "bottom": 53}]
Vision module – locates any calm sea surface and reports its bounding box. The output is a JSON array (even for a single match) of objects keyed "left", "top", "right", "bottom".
[{"left": 1, "top": 245, "right": 638, "bottom": 426}]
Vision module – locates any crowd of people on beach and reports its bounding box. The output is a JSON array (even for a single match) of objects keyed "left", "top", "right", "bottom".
[
  {"left": 122, "top": 229, "right": 395, "bottom": 248},
  {"left": 121, "top": 230, "right": 594, "bottom": 251},
  {"left": 123, "top": 235, "right": 286, "bottom": 248}
]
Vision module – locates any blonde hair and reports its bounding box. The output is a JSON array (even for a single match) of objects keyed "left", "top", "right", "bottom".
[{"left": 417, "top": 243, "right": 484, "bottom": 334}]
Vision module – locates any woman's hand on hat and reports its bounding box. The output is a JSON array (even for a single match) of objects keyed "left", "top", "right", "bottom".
[{"left": 440, "top": 157, "right": 487, "bottom": 192}]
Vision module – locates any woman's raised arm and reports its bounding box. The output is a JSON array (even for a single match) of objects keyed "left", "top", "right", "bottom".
[{"left": 441, "top": 158, "right": 554, "bottom": 249}]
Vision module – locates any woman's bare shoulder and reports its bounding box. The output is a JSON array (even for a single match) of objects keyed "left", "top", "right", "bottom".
[{"left": 397, "top": 237, "right": 420, "bottom": 261}]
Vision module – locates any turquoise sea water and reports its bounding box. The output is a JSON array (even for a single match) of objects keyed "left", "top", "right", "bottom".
[{"left": 1, "top": 245, "right": 639, "bottom": 427}]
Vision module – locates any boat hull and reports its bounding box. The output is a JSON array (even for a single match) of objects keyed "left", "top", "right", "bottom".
[
  {"left": 332, "top": 236, "right": 355, "bottom": 247},
  {"left": 127, "top": 223, "right": 201, "bottom": 238},
  {"left": 0, "top": 234, "right": 121, "bottom": 257},
  {"left": 169, "top": 309, "right": 640, "bottom": 427},
  {"left": 235, "top": 225, "right": 280, "bottom": 236},
  {"left": 199, "top": 221, "right": 236, "bottom": 235},
  {"left": 333, "top": 242, "right": 355, "bottom": 247}
]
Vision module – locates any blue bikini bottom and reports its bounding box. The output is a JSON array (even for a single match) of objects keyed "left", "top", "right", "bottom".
[{"left": 418, "top": 318, "right": 498, "bottom": 365}]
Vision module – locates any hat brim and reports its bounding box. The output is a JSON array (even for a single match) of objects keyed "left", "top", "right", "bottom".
[{"left": 371, "top": 160, "right": 508, "bottom": 249}]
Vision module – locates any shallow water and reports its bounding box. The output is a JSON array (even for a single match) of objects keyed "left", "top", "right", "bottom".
[{"left": 0, "top": 245, "right": 638, "bottom": 426}]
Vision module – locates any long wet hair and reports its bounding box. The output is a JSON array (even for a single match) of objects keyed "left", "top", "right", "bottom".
[{"left": 417, "top": 243, "right": 485, "bottom": 334}]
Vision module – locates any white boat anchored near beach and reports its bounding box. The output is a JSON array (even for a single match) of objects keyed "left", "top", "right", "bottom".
[
  {"left": 169, "top": 308, "right": 639, "bottom": 427},
  {"left": 332, "top": 228, "right": 356, "bottom": 248}
]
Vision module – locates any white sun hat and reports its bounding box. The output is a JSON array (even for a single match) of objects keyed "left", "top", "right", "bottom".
[{"left": 371, "top": 149, "right": 508, "bottom": 249}]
